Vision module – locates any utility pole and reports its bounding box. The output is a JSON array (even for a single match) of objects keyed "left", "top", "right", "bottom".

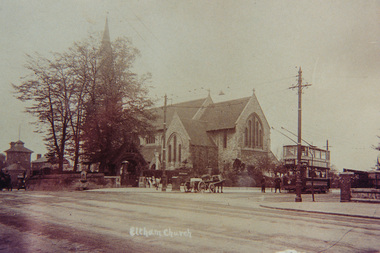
[
  {"left": 162, "top": 94, "right": 167, "bottom": 192},
  {"left": 290, "top": 67, "right": 311, "bottom": 202}
]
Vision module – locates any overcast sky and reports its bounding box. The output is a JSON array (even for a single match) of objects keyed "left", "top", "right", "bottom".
[{"left": 1, "top": 0, "right": 380, "bottom": 171}]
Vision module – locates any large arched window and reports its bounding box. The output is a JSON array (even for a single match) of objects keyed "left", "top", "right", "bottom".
[
  {"left": 244, "top": 114, "right": 264, "bottom": 149},
  {"left": 167, "top": 133, "right": 183, "bottom": 165}
]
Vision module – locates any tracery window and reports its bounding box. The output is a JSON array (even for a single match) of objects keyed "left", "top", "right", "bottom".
[
  {"left": 168, "top": 133, "right": 183, "bottom": 164},
  {"left": 244, "top": 114, "right": 263, "bottom": 149}
]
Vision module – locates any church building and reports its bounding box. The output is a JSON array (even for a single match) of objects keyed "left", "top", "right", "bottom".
[{"left": 140, "top": 90, "right": 276, "bottom": 173}]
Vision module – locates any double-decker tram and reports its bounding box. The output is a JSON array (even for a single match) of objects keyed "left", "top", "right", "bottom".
[{"left": 282, "top": 145, "right": 330, "bottom": 193}]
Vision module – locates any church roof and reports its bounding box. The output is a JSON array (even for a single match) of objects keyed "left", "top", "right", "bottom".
[
  {"left": 200, "top": 97, "right": 251, "bottom": 131},
  {"left": 181, "top": 119, "right": 216, "bottom": 147},
  {"left": 150, "top": 97, "right": 209, "bottom": 130},
  {"left": 150, "top": 96, "right": 252, "bottom": 132},
  {"left": 140, "top": 145, "right": 160, "bottom": 164}
]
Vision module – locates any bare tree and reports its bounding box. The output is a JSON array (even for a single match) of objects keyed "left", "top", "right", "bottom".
[
  {"left": 14, "top": 35, "right": 154, "bottom": 174},
  {"left": 13, "top": 52, "right": 76, "bottom": 172}
]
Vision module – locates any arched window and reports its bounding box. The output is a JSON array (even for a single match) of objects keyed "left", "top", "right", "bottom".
[
  {"left": 178, "top": 144, "right": 182, "bottom": 162},
  {"left": 248, "top": 120, "right": 252, "bottom": 147},
  {"left": 255, "top": 121, "right": 259, "bottom": 146},
  {"left": 167, "top": 133, "right": 183, "bottom": 166},
  {"left": 173, "top": 136, "right": 177, "bottom": 162},
  {"left": 244, "top": 114, "right": 264, "bottom": 149},
  {"left": 245, "top": 128, "right": 248, "bottom": 146},
  {"left": 168, "top": 145, "right": 172, "bottom": 162}
]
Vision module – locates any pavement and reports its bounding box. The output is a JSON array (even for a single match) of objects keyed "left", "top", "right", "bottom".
[
  {"left": 89, "top": 187, "right": 380, "bottom": 220},
  {"left": 260, "top": 201, "right": 380, "bottom": 220}
]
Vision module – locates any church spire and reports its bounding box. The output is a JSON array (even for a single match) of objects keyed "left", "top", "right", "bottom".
[
  {"left": 102, "top": 17, "right": 111, "bottom": 44},
  {"left": 99, "top": 17, "right": 113, "bottom": 70}
]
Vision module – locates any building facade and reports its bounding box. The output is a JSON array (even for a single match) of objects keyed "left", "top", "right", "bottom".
[
  {"left": 4, "top": 140, "right": 33, "bottom": 173},
  {"left": 140, "top": 91, "right": 276, "bottom": 173}
]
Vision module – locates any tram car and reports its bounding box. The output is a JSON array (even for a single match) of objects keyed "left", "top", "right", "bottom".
[{"left": 282, "top": 145, "right": 331, "bottom": 193}]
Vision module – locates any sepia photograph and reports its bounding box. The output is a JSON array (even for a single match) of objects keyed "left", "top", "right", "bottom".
[{"left": 1, "top": 0, "right": 380, "bottom": 252}]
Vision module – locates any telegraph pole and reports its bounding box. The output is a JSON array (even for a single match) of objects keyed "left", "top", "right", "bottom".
[
  {"left": 162, "top": 94, "right": 167, "bottom": 191},
  {"left": 290, "top": 67, "right": 311, "bottom": 202}
]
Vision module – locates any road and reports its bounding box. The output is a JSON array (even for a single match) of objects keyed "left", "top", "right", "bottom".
[{"left": 0, "top": 189, "right": 379, "bottom": 253}]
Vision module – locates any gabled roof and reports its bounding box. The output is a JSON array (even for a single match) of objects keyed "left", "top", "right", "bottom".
[
  {"left": 200, "top": 97, "right": 251, "bottom": 131},
  {"left": 140, "top": 145, "right": 160, "bottom": 164},
  {"left": 150, "top": 97, "right": 209, "bottom": 130},
  {"left": 181, "top": 119, "right": 216, "bottom": 147}
]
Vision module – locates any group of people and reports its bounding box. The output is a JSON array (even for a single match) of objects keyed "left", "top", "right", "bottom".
[
  {"left": 145, "top": 176, "right": 160, "bottom": 190},
  {"left": 260, "top": 175, "right": 282, "bottom": 193}
]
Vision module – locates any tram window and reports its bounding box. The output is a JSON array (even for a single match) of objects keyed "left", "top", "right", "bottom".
[
  {"left": 302, "top": 146, "right": 308, "bottom": 156},
  {"left": 285, "top": 146, "right": 295, "bottom": 156},
  {"left": 321, "top": 151, "right": 326, "bottom": 159}
]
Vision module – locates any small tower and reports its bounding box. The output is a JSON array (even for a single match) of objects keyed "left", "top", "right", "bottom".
[{"left": 5, "top": 140, "right": 33, "bottom": 174}]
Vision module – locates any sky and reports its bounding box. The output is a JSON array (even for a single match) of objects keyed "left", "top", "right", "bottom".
[{"left": 1, "top": 0, "right": 380, "bottom": 171}]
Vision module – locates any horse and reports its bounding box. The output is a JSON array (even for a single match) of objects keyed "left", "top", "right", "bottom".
[{"left": 212, "top": 174, "right": 224, "bottom": 193}]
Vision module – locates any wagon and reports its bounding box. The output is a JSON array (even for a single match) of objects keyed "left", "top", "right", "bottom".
[{"left": 184, "top": 174, "right": 224, "bottom": 193}]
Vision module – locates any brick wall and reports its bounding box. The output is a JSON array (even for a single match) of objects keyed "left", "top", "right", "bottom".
[{"left": 26, "top": 173, "right": 118, "bottom": 191}]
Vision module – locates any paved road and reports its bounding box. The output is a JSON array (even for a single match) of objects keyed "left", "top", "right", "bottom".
[{"left": 0, "top": 190, "right": 379, "bottom": 253}]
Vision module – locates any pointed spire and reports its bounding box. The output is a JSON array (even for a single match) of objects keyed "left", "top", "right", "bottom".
[
  {"left": 102, "top": 17, "right": 111, "bottom": 44},
  {"left": 99, "top": 17, "right": 113, "bottom": 72}
]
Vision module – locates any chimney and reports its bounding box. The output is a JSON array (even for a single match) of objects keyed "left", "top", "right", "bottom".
[
  {"left": 10, "top": 142, "right": 15, "bottom": 148},
  {"left": 37, "top": 154, "right": 42, "bottom": 159}
]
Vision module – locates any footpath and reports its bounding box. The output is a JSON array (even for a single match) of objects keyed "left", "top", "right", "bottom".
[{"left": 260, "top": 201, "right": 380, "bottom": 220}]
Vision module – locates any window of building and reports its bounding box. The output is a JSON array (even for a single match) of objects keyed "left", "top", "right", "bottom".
[
  {"left": 178, "top": 144, "right": 181, "bottom": 162},
  {"left": 245, "top": 128, "right": 248, "bottom": 146},
  {"left": 244, "top": 114, "right": 264, "bottom": 149},
  {"left": 167, "top": 133, "right": 183, "bottom": 165},
  {"left": 168, "top": 145, "right": 172, "bottom": 162},
  {"left": 223, "top": 131, "right": 228, "bottom": 148},
  {"left": 146, "top": 135, "right": 155, "bottom": 144},
  {"left": 173, "top": 136, "right": 177, "bottom": 162}
]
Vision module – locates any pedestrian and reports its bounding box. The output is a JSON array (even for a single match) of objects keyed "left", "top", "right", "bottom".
[
  {"left": 155, "top": 177, "right": 160, "bottom": 190},
  {"left": 274, "top": 175, "right": 281, "bottom": 193},
  {"left": 261, "top": 177, "right": 266, "bottom": 193}
]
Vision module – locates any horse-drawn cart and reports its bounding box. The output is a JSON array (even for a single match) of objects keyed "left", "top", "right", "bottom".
[{"left": 184, "top": 174, "right": 224, "bottom": 193}]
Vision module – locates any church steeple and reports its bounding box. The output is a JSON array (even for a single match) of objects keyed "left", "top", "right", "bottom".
[
  {"left": 99, "top": 17, "right": 113, "bottom": 72},
  {"left": 102, "top": 17, "right": 111, "bottom": 44}
]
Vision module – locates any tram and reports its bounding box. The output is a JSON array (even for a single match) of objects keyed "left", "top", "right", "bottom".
[{"left": 282, "top": 145, "right": 330, "bottom": 193}]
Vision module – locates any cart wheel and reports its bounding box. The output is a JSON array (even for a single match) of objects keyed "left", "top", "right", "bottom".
[
  {"left": 198, "top": 181, "right": 206, "bottom": 193},
  {"left": 209, "top": 183, "right": 216, "bottom": 193},
  {"left": 184, "top": 182, "right": 192, "bottom": 192}
]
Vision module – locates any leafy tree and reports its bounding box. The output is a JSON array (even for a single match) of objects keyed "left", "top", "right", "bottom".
[
  {"left": 80, "top": 36, "right": 154, "bottom": 175},
  {"left": 14, "top": 32, "right": 154, "bottom": 174}
]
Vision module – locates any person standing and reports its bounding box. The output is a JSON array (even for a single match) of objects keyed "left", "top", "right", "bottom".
[
  {"left": 261, "top": 177, "right": 266, "bottom": 193},
  {"left": 274, "top": 175, "right": 281, "bottom": 193}
]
